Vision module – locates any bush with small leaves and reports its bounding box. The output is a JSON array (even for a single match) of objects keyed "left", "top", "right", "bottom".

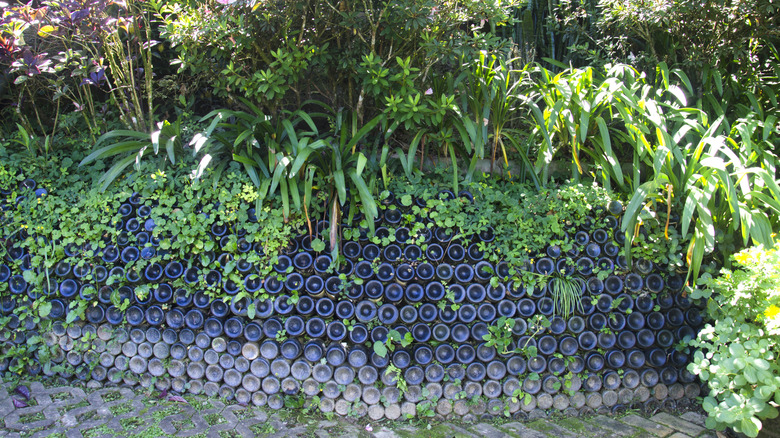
[{"left": 688, "top": 244, "right": 780, "bottom": 437}]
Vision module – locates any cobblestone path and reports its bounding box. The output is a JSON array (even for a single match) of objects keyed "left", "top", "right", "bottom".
[{"left": 1, "top": 381, "right": 725, "bottom": 438}]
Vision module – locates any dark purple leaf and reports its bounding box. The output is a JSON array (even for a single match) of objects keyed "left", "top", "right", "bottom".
[
  {"left": 168, "top": 395, "right": 188, "bottom": 403},
  {"left": 70, "top": 9, "right": 89, "bottom": 23},
  {"left": 14, "top": 385, "right": 30, "bottom": 400},
  {"left": 22, "top": 49, "right": 35, "bottom": 66},
  {"left": 90, "top": 68, "right": 105, "bottom": 83},
  {"left": 80, "top": 68, "right": 105, "bottom": 86},
  {"left": 13, "top": 398, "right": 28, "bottom": 408},
  {"left": 158, "top": 389, "right": 168, "bottom": 399},
  {"left": 18, "top": 49, "right": 52, "bottom": 76},
  {"left": 238, "top": 401, "right": 248, "bottom": 407}
]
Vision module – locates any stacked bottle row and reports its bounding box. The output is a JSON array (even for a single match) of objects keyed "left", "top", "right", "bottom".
[{"left": 1, "top": 318, "right": 701, "bottom": 418}]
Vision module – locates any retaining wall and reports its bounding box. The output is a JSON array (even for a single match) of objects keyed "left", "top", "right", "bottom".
[{"left": 0, "top": 182, "right": 704, "bottom": 420}]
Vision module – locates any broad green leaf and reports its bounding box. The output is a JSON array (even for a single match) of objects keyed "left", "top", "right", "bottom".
[
  {"left": 165, "top": 137, "right": 177, "bottom": 164},
  {"left": 268, "top": 155, "right": 288, "bottom": 196},
  {"left": 281, "top": 119, "right": 299, "bottom": 151},
  {"left": 280, "top": 177, "right": 290, "bottom": 220},
  {"left": 579, "top": 104, "right": 591, "bottom": 144},
  {"left": 233, "top": 128, "right": 255, "bottom": 149},
  {"left": 739, "top": 417, "right": 760, "bottom": 437},
  {"left": 672, "top": 68, "right": 694, "bottom": 95},
  {"left": 404, "top": 130, "right": 426, "bottom": 179},
  {"left": 347, "top": 169, "right": 378, "bottom": 220},
  {"left": 750, "top": 192, "right": 780, "bottom": 215},
  {"left": 289, "top": 175, "right": 301, "bottom": 211},
  {"left": 750, "top": 213, "right": 773, "bottom": 246},
  {"left": 288, "top": 140, "right": 325, "bottom": 178},
  {"left": 764, "top": 116, "right": 777, "bottom": 141},
  {"left": 681, "top": 191, "right": 699, "bottom": 238},
  {"left": 656, "top": 62, "right": 670, "bottom": 89},
  {"left": 711, "top": 70, "right": 723, "bottom": 96},
  {"left": 311, "top": 239, "right": 326, "bottom": 252},
  {"left": 345, "top": 114, "right": 382, "bottom": 152}
]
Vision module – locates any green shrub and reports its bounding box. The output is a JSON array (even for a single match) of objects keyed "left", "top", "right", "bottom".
[
  {"left": 688, "top": 244, "right": 780, "bottom": 437},
  {"left": 592, "top": 0, "right": 780, "bottom": 89},
  {"left": 159, "top": 0, "right": 520, "bottom": 119},
  {"left": 0, "top": 144, "right": 637, "bottom": 308}
]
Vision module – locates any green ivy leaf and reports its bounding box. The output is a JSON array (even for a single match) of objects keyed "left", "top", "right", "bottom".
[
  {"left": 387, "top": 329, "right": 401, "bottom": 341},
  {"left": 373, "top": 341, "right": 387, "bottom": 358},
  {"left": 311, "top": 239, "right": 326, "bottom": 252},
  {"left": 22, "top": 270, "right": 36, "bottom": 284},
  {"left": 65, "top": 310, "right": 78, "bottom": 324},
  {"left": 38, "top": 302, "right": 52, "bottom": 318}
]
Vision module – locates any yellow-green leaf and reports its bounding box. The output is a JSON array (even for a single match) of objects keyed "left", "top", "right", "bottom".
[{"left": 38, "top": 25, "right": 56, "bottom": 37}]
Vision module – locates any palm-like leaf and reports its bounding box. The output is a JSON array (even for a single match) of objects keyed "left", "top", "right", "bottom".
[{"left": 79, "top": 121, "right": 183, "bottom": 191}]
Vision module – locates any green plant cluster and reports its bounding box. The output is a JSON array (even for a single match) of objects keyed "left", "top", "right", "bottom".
[
  {"left": 0, "top": 146, "right": 649, "bottom": 311},
  {"left": 4, "top": 0, "right": 779, "bottom": 286},
  {"left": 0, "top": 0, "right": 160, "bottom": 147},
  {"left": 159, "top": 0, "right": 519, "bottom": 117},
  {"left": 687, "top": 244, "right": 780, "bottom": 437},
  {"left": 518, "top": 61, "right": 780, "bottom": 282},
  {"left": 60, "top": 56, "right": 778, "bottom": 287},
  {"left": 0, "top": 153, "right": 297, "bottom": 318}
]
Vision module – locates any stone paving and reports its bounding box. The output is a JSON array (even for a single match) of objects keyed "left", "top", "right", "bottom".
[{"left": 0, "top": 381, "right": 729, "bottom": 438}]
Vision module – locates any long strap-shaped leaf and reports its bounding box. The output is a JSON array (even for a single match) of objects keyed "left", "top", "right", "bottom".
[
  {"left": 528, "top": 103, "right": 552, "bottom": 179},
  {"left": 333, "top": 168, "right": 346, "bottom": 206},
  {"left": 594, "top": 116, "right": 624, "bottom": 187},
  {"left": 269, "top": 153, "right": 291, "bottom": 197},
  {"left": 621, "top": 178, "right": 664, "bottom": 265},
  {"left": 97, "top": 154, "right": 138, "bottom": 192},
  {"left": 399, "top": 130, "right": 426, "bottom": 180},
  {"left": 288, "top": 175, "right": 301, "bottom": 213},
  {"left": 280, "top": 178, "right": 290, "bottom": 221},
  {"left": 232, "top": 153, "right": 261, "bottom": 187},
  {"left": 502, "top": 133, "right": 541, "bottom": 189},
  {"left": 79, "top": 140, "right": 149, "bottom": 166},
  {"left": 347, "top": 169, "right": 378, "bottom": 223},
  {"left": 345, "top": 114, "right": 383, "bottom": 153},
  {"left": 289, "top": 139, "right": 326, "bottom": 178}
]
